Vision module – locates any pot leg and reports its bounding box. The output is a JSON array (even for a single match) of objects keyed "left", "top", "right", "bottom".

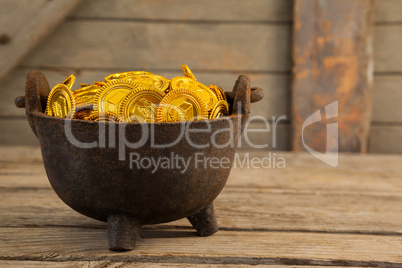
[
  {"left": 107, "top": 214, "right": 141, "bottom": 251},
  {"left": 187, "top": 203, "right": 218, "bottom": 236}
]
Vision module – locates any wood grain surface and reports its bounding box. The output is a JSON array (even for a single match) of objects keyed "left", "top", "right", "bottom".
[
  {"left": 71, "top": 0, "right": 293, "bottom": 22},
  {"left": 375, "top": 0, "right": 402, "bottom": 23},
  {"left": 69, "top": 0, "right": 402, "bottom": 23},
  {"left": 3, "top": 261, "right": 345, "bottom": 268},
  {"left": 19, "top": 21, "right": 291, "bottom": 72},
  {"left": 0, "top": 0, "right": 82, "bottom": 80},
  {"left": 1, "top": 0, "right": 402, "bottom": 154},
  {"left": 0, "top": 146, "right": 401, "bottom": 267}
]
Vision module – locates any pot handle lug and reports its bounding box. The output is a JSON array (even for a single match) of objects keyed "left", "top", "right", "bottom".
[
  {"left": 22, "top": 70, "right": 51, "bottom": 115},
  {"left": 15, "top": 96, "right": 25, "bottom": 108},
  {"left": 225, "top": 87, "right": 264, "bottom": 104},
  {"left": 15, "top": 71, "right": 51, "bottom": 136},
  {"left": 228, "top": 75, "right": 264, "bottom": 133}
]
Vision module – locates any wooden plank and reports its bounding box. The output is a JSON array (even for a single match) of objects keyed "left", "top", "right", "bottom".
[
  {"left": 369, "top": 124, "right": 402, "bottom": 154},
  {"left": 0, "top": 145, "right": 42, "bottom": 163},
  {"left": 374, "top": 25, "right": 402, "bottom": 73},
  {"left": 0, "top": 166, "right": 49, "bottom": 189},
  {"left": 372, "top": 76, "right": 402, "bottom": 123},
  {"left": 0, "top": 1, "right": 47, "bottom": 43},
  {"left": 0, "top": 118, "right": 38, "bottom": 146},
  {"left": 305, "top": 74, "right": 402, "bottom": 124},
  {"left": 1, "top": 149, "right": 402, "bottom": 193},
  {"left": 1, "top": 187, "right": 401, "bottom": 234},
  {"left": 71, "top": 0, "right": 293, "bottom": 23},
  {"left": 0, "top": 0, "right": 82, "bottom": 81},
  {"left": 0, "top": 261, "right": 106, "bottom": 268},
  {"left": 292, "top": 0, "right": 374, "bottom": 153},
  {"left": 375, "top": 0, "right": 402, "bottom": 23},
  {"left": 69, "top": 0, "right": 402, "bottom": 24},
  {"left": 0, "top": 261, "right": 326, "bottom": 268},
  {"left": 228, "top": 152, "right": 402, "bottom": 193},
  {"left": 0, "top": 227, "right": 401, "bottom": 266},
  {"left": 20, "top": 21, "right": 292, "bottom": 72},
  {"left": 0, "top": 68, "right": 291, "bottom": 119},
  {"left": 1, "top": 149, "right": 401, "bottom": 233},
  {"left": 1, "top": 147, "right": 401, "bottom": 265}
]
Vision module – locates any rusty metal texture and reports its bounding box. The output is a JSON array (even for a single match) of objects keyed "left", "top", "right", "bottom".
[
  {"left": 292, "top": 0, "right": 374, "bottom": 153},
  {"left": 15, "top": 71, "right": 262, "bottom": 251}
]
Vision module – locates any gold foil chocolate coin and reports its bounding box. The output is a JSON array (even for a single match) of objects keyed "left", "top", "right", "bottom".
[
  {"left": 45, "top": 65, "right": 231, "bottom": 123},
  {"left": 73, "top": 84, "right": 99, "bottom": 95},
  {"left": 46, "top": 84, "right": 76, "bottom": 118},
  {"left": 94, "top": 81, "right": 106, "bottom": 87},
  {"left": 209, "top": 84, "right": 227, "bottom": 101},
  {"left": 126, "top": 74, "right": 170, "bottom": 95},
  {"left": 158, "top": 105, "right": 186, "bottom": 122},
  {"left": 104, "top": 71, "right": 154, "bottom": 82},
  {"left": 62, "top": 74, "right": 75, "bottom": 90},
  {"left": 94, "top": 80, "right": 140, "bottom": 114},
  {"left": 182, "top": 64, "right": 196, "bottom": 80},
  {"left": 171, "top": 77, "right": 218, "bottom": 110},
  {"left": 73, "top": 108, "right": 93, "bottom": 120},
  {"left": 209, "top": 100, "right": 229, "bottom": 119},
  {"left": 157, "top": 88, "right": 208, "bottom": 122},
  {"left": 73, "top": 85, "right": 100, "bottom": 106},
  {"left": 87, "top": 112, "right": 120, "bottom": 122},
  {"left": 119, "top": 88, "right": 164, "bottom": 123}
]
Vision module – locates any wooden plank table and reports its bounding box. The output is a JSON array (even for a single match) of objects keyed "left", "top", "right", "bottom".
[{"left": 0, "top": 146, "right": 401, "bottom": 267}]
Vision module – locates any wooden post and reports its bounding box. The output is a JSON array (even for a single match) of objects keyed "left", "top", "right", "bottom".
[{"left": 292, "top": 0, "right": 374, "bottom": 153}]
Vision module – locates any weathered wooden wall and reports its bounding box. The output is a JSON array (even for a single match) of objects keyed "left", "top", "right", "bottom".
[
  {"left": 0, "top": 0, "right": 400, "bottom": 153},
  {"left": 0, "top": 0, "right": 293, "bottom": 150},
  {"left": 371, "top": 0, "right": 402, "bottom": 153},
  {"left": 0, "top": 0, "right": 82, "bottom": 81}
]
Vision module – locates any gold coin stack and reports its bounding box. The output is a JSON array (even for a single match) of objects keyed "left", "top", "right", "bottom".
[{"left": 45, "top": 65, "right": 229, "bottom": 123}]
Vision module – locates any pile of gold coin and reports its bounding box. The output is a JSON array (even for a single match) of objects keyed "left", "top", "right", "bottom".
[{"left": 45, "top": 65, "right": 229, "bottom": 123}]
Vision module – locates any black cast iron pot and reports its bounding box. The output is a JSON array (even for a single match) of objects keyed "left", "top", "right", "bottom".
[{"left": 15, "top": 71, "right": 263, "bottom": 251}]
